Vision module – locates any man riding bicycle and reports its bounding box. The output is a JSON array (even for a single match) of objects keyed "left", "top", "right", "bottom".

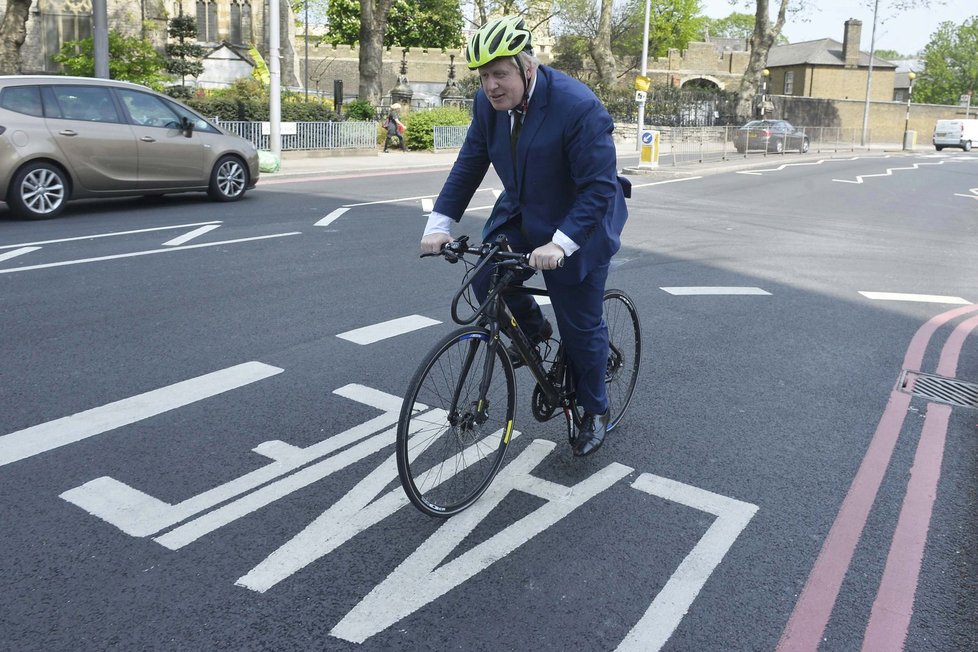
[{"left": 420, "top": 16, "right": 630, "bottom": 456}]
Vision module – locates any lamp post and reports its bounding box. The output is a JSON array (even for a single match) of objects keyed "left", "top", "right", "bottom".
[
  {"left": 902, "top": 71, "right": 916, "bottom": 150},
  {"left": 760, "top": 68, "right": 770, "bottom": 119}
]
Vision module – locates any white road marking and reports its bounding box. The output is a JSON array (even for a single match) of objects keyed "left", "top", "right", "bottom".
[
  {"left": 534, "top": 295, "right": 552, "bottom": 306},
  {"left": 0, "top": 222, "right": 221, "bottom": 249},
  {"left": 0, "top": 233, "right": 301, "bottom": 274},
  {"left": 833, "top": 160, "right": 952, "bottom": 184},
  {"left": 859, "top": 291, "right": 971, "bottom": 305},
  {"left": 344, "top": 194, "right": 440, "bottom": 208},
  {"left": 315, "top": 207, "right": 349, "bottom": 226},
  {"left": 660, "top": 286, "right": 771, "bottom": 296},
  {"left": 0, "top": 362, "right": 282, "bottom": 468},
  {"left": 0, "top": 246, "right": 41, "bottom": 262},
  {"left": 630, "top": 176, "right": 703, "bottom": 189},
  {"left": 617, "top": 474, "right": 758, "bottom": 652},
  {"left": 954, "top": 187, "right": 978, "bottom": 200},
  {"left": 736, "top": 157, "right": 859, "bottom": 176},
  {"left": 421, "top": 197, "right": 434, "bottom": 212},
  {"left": 62, "top": 384, "right": 405, "bottom": 539},
  {"left": 337, "top": 315, "right": 441, "bottom": 345},
  {"left": 162, "top": 224, "right": 221, "bottom": 247}
]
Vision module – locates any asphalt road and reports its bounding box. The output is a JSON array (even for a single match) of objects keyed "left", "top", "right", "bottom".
[{"left": 1, "top": 150, "right": 976, "bottom": 651}]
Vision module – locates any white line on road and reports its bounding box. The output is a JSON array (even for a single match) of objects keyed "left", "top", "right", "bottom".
[
  {"left": 0, "top": 232, "right": 301, "bottom": 274},
  {"left": 0, "top": 362, "right": 283, "bottom": 468},
  {"left": 859, "top": 291, "right": 971, "bottom": 305},
  {"left": 0, "top": 246, "right": 41, "bottom": 262},
  {"left": 315, "top": 207, "right": 349, "bottom": 227},
  {"left": 162, "top": 224, "right": 221, "bottom": 247},
  {"left": 421, "top": 197, "right": 434, "bottom": 212},
  {"left": 736, "top": 157, "right": 860, "bottom": 176},
  {"left": 954, "top": 187, "right": 978, "bottom": 200},
  {"left": 337, "top": 315, "right": 442, "bottom": 345},
  {"left": 833, "top": 160, "right": 950, "bottom": 184},
  {"left": 660, "top": 286, "right": 772, "bottom": 296},
  {"left": 630, "top": 176, "right": 703, "bottom": 189},
  {"left": 0, "top": 222, "right": 222, "bottom": 250}
]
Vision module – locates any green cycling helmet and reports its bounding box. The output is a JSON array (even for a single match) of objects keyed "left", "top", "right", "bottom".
[{"left": 464, "top": 16, "right": 533, "bottom": 70}]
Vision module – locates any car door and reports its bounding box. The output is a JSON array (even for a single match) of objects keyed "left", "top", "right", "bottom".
[
  {"left": 43, "top": 84, "right": 138, "bottom": 192},
  {"left": 114, "top": 88, "right": 205, "bottom": 189}
]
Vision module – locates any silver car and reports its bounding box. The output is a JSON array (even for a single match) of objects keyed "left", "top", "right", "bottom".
[{"left": 0, "top": 75, "right": 259, "bottom": 220}]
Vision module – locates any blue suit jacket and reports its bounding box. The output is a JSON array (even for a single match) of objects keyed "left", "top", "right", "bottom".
[{"left": 433, "top": 65, "right": 629, "bottom": 284}]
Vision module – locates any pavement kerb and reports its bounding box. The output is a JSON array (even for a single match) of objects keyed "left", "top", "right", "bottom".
[{"left": 261, "top": 143, "right": 919, "bottom": 182}]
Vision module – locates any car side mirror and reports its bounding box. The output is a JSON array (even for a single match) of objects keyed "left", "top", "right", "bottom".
[{"left": 180, "top": 116, "right": 194, "bottom": 138}]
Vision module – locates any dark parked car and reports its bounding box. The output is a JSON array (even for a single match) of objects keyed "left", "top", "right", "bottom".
[
  {"left": 733, "top": 119, "right": 810, "bottom": 154},
  {"left": 0, "top": 75, "right": 259, "bottom": 220}
]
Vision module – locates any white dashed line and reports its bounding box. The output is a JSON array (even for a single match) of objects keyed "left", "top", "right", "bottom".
[
  {"left": 660, "top": 286, "right": 771, "bottom": 296},
  {"left": 337, "top": 315, "right": 442, "bottom": 345},
  {"left": 859, "top": 291, "right": 971, "bottom": 305},
  {"left": 316, "top": 207, "right": 349, "bottom": 227}
]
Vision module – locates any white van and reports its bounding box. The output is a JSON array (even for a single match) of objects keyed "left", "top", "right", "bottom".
[{"left": 932, "top": 119, "right": 978, "bottom": 151}]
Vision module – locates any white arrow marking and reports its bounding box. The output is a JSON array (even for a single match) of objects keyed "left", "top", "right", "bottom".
[
  {"left": 162, "top": 224, "right": 221, "bottom": 246},
  {"left": 315, "top": 207, "right": 349, "bottom": 227},
  {"left": 0, "top": 246, "right": 41, "bottom": 262}
]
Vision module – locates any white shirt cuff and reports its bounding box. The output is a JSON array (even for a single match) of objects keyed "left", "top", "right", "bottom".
[
  {"left": 553, "top": 229, "right": 579, "bottom": 256},
  {"left": 423, "top": 211, "right": 454, "bottom": 237}
]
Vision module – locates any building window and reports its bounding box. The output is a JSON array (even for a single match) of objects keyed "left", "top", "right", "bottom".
[
  {"left": 196, "top": 0, "right": 218, "bottom": 42},
  {"left": 230, "top": 0, "right": 252, "bottom": 45},
  {"left": 783, "top": 71, "right": 794, "bottom": 95},
  {"left": 41, "top": 8, "right": 92, "bottom": 72}
]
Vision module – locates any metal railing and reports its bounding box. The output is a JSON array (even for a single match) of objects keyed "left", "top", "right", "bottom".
[
  {"left": 215, "top": 120, "right": 378, "bottom": 151},
  {"left": 623, "top": 125, "right": 875, "bottom": 165},
  {"left": 433, "top": 125, "right": 469, "bottom": 150}
]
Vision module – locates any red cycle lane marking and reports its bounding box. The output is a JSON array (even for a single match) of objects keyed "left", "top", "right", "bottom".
[
  {"left": 862, "top": 313, "right": 978, "bottom": 650},
  {"left": 777, "top": 303, "right": 978, "bottom": 652}
]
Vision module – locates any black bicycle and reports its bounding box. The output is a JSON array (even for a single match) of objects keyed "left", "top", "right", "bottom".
[{"left": 396, "top": 235, "right": 641, "bottom": 517}]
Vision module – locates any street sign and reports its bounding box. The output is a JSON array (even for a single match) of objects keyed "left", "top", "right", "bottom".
[
  {"left": 635, "top": 90, "right": 647, "bottom": 103},
  {"left": 960, "top": 94, "right": 971, "bottom": 107},
  {"left": 634, "top": 75, "right": 651, "bottom": 92}
]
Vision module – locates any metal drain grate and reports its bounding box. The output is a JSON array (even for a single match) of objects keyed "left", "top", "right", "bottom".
[{"left": 901, "top": 371, "right": 978, "bottom": 408}]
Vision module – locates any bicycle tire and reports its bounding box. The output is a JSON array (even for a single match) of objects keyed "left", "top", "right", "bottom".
[
  {"left": 396, "top": 327, "right": 517, "bottom": 517},
  {"left": 602, "top": 289, "right": 641, "bottom": 430},
  {"left": 571, "top": 289, "right": 642, "bottom": 432}
]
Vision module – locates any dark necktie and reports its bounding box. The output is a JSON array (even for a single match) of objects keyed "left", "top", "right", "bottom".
[{"left": 510, "top": 107, "right": 523, "bottom": 170}]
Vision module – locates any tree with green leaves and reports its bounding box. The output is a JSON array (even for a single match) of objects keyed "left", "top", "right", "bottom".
[
  {"left": 325, "top": 0, "right": 463, "bottom": 49},
  {"left": 53, "top": 31, "right": 170, "bottom": 89},
  {"left": 165, "top": 15, "right": 206, "bottom": 88},
  {"left": 357, "top": 0, "right": 393, "bottom": 105},
  {"left": 914, "top": 17, "right": 978, "bottom": 106},
  {"left": 553, "top": 0, "right": 704, "bottom": 86}
]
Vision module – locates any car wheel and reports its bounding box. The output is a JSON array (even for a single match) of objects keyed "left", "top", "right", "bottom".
[
  {"left": 935, "top": 145, "right": 944, "bottom": 151},
  {"left": 774, "top": 139, "right": 784, "bottom": 154},
  {"left": 8, "top": 162, "right": 69, "bottom": 220},
  {"left": 800, "top": 138, "right": 810, "bottom": 153},
  {"left": 207, "top": 155, "right": 248, "bottom": 202},
  {"left": 964, "top": 141, "right": 972, "bottom": 152}
]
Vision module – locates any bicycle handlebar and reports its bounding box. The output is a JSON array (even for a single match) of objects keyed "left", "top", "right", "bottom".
[{"left": 420, "top": 235, "right": 561, "bottom": 325}]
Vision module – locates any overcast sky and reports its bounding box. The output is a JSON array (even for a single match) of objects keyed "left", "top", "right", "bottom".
[{"left": 696, "top": 0, "right": 976, "bottom": 55}]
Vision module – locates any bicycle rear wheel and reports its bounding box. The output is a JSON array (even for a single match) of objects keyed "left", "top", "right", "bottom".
[
  {"left": 603, "top": 289, "right": 641, "bottom": 430},
  {"left": 397, "top": 327, "right": 517, "bottom": 517}
]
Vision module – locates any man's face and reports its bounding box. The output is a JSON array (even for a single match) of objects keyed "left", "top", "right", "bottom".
[{"left": 479, "top": 57, "right": 530, "bottom": 111}]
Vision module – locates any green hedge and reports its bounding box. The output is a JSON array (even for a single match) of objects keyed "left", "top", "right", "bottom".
[
  {"left": 402, "top": 107, "right": 470, "bottom": 150},
  {"left": 181, "top": 97, "right": 340, "bottom": 122}
]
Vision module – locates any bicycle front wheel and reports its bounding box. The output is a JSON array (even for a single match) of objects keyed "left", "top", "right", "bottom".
[
  {"left": 396, "top": 327, "right": 517, "bottom": 517},
  {"left": 602, "top": 289, "right": 642, "bottom": 431}
]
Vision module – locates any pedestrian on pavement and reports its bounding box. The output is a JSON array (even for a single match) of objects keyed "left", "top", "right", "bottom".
[
  {"left": 419, "top": 15, "right": 630, "bottom": 457},
  {"left": 383, "top": 103, "right": 407, "bottom": 152}
]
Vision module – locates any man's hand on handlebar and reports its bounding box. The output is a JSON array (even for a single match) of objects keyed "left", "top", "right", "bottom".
[
  {"left": 529, "top": 242, "right": 566, "bottom": 271},
  {"left": 421, "top": 232, "right": 454, "bottom": 255}
]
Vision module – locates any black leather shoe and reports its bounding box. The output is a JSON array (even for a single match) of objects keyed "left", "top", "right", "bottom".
[
  {"left": 573, "top": 410, "right": 610, "bottom": 457},
  {"left": 508, "top": 319, "right": 553, "bottom": 368}
]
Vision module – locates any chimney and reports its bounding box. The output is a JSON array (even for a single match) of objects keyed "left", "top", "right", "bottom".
[{"left": 843, "top": 19, "right": 862, "bottom": 68}]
